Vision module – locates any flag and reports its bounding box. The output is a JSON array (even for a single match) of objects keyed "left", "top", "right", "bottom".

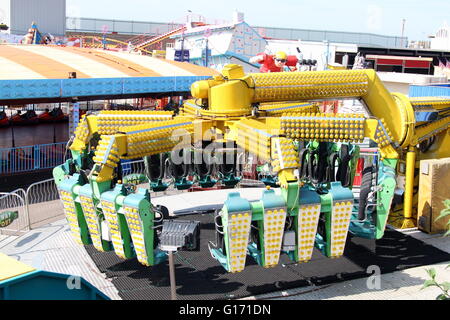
[
  {"left": 446, "top": 59, "right": 450, "bottom": 69},
  {"left": 439, "top": 59, "right": 445, "bottom": 69}
]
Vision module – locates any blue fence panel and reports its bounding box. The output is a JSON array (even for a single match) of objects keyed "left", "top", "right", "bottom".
[
  {"left": 0, "top": 145, "right": 33, "bottom": 174},
  {"left": 409, "top": 85, "right": 450, "bottom": 97},
  {"left": 61, "top": 78, "right": 124, "bottom": 98},
  {"left": 0, "top": 79, "right": 61, "bottom": 101},
  {"left": 121, "top": 159, "right": 132, "bottom": 176},
  {"left": 122, "top": 76, "right": 209, "bottom": 94},
  {"left": 39, "top": 143, "right": 68, "bottom": 169},
  {"left": 120, "top": 158, "right": 145, "bottom": 176},
  {"left": 174, "top": 76, "right": 210, "bottom": 92},
  {"left": 0, "top": 76, "right": 209, "bottom": 103},
  {"left": 0, "top": 142, "right": 69, "bottom": 175}
]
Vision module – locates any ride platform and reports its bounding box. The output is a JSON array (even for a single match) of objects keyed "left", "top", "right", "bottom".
[{"left": 84, "top": 211, "right": 450, "bottom": 300}]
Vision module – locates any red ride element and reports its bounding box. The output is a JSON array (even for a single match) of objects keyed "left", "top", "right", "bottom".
[
  {"left": 353, "top": 158, "right": 365, "bottom": 187},
  {"left": 252, "top": 53, "right": 298, "bottom": 73},
  {"left": 38, "top": 108, "right": 67, "bottom": 123},
  {"left": 11, "top": 110, "right": 39, "bottom": 125},
  {"left": 0, "top": 111, "right": 9, "bottom": 127},
  {"left": 242, "top": 163, "right": 258, "bottom": 180}
]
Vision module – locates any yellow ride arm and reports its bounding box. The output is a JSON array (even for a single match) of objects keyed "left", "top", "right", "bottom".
[
  {"left": 191, "top": 65, "right": 449, "bottom": 158},
  {"left": 90, "top": 117, "right": 194, "bottom": 182},
  {"left": 70, "top": 110, "right": 174, "bottom": 152}
]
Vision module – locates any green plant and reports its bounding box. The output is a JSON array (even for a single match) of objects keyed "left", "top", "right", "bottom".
[
  {"left": 437, "top": 199, "right": 450, "bottom": 237},
  {"left": 421, "top": 199, "right": 450, "bottom": 300},
  {"left": 422, "top": 266, "right": 450, "bottom": 300}
]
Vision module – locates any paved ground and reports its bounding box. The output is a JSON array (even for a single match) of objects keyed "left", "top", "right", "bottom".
[
  {"left": 1, "top": 187, "right": 449, "bottom": 300},
  {"left": 243, "top": 228, "right": 450, "bottom": 300},
  {"left": 0, "top": 219, "right": 121, "bottom": 300},
  {"left": 242, "top": 261, "right": 450, "bottom": 300}
]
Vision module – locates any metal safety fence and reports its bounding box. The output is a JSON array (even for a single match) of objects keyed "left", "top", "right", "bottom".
[
  {"left": 0, "top": 178, "right": 65, "bottom": 235},
  {"left": 0, "top": 158, "right": 160, "bottom": 234},
  {"left": 66, "top": 17, "right": 408, "bottom": 48},
  {"left": 121, "top": 159, "right": 146, "bottom": 176},
  {"left": 66, "top": 16, "right": 183, "bottom": 36},
  {"left": 0, "top": 142, "right": 70, "bottom": 175},
  {"left": 25, "top": 179, "right": 64, "bottom": 229},
  {"left": 0, "top": 189, "right": 29, "bottom": 235}
]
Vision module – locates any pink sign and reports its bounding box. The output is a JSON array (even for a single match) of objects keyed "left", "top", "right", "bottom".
[
  {"left": 204, "top": 27, "right": 212, "bottom": 38},
  {"left": 101, "top": 25, "right": 109, "bottom": 34}
]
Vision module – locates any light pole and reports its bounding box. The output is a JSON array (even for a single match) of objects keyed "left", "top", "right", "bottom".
[
  {"left": 400, "top": 19, "right": 406, "bottom": 47},
  {"left": 323, "top": 40, "right": 330, "bottom": 70},
  {"left": 10, "top": 115, "right": 15, "bottom": 148}
]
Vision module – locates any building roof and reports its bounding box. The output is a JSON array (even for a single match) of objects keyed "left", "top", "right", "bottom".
[{"left": 0, "top": 44, "right": 218, "bottom": 80}]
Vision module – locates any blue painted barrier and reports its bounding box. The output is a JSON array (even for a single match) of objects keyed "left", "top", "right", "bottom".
[
  {"left": 409, "top": 85, "right": 450, "bottom": 97},
  {"left": 0, "top": 76, "right": 210, "bottom": 102},
  {"left": 0, "top": 142, "right": 69, "bottom": 175}
]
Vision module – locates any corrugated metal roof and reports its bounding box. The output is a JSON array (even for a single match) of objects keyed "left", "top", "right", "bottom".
[
  {"left": 0, "top": 44, "right": 218, "bottom": 80},
  {"left": 10, "top": 0, "right": 66, "bottom": 36}
]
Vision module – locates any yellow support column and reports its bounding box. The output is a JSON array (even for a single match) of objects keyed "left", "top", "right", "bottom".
[{"left": 402, "top": 146, "right": 417, "bottom": 228}]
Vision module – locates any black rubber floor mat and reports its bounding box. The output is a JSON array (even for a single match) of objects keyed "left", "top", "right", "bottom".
[{"left": 85, "top": 213, "right": 450, "bottom": 300}]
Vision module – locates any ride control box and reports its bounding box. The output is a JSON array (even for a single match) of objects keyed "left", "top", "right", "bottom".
[{"left": 417, "top": 157, "right": 450, "bottom": 234}]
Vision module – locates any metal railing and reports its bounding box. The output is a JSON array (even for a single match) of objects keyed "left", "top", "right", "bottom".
[
  {"left": 66, "top": 17, "right": 408, "bottom": 48},
  {"left": 121, "top": 159, "right": 146, "bottom": 176},
  {"left": 25, "top": 179, "right": 64, "bottom": 228},
  {"left": 0, "top": 189, "right": 29, "bottom": 235},
  {"left": 67, "top": 17, "right": 183, "bottom": 36},
  {"left": 0, "top": 178, "right": 66, "bottom": 234},
  {"left": 0, "top": 142, "right": 70, "bottom": 175},
  {"left": 255, "top": 26, "right": 408, "bottom": 48},
  {"left": 0, "top": 158, "right": 157, "bottom": 234}
]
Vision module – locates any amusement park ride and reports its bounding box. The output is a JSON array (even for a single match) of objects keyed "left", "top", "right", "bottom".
[
  {"left": 53, "top": 64, "right": 450, "bottom": 273},
  {"left": 70, "top": 25, "right": 189, "bottom": 54}
]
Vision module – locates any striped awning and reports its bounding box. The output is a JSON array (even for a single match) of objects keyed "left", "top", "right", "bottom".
[{"left": 0, "top": 44, "right": 218, "bottom": 80}]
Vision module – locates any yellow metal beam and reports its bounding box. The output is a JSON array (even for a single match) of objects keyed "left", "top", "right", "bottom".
[
  {"left": 70, "top": 110, "right": 174, "bottom": 152},
  {"left": 410, "top": 97, "right": 450, "bottom": 111},
  {"left": 402, "top": 146, "right": 417, "bottom": 228},
  {"left": 191, "top": 67, "right": 417, "bottom": 151},
  {"left": 412, "top": 116, "right": 450, "bottom": 145},
  {"left": 92, "top": 118, "right": 193, "bottom": 182},
  {"left": 259, "top": 102, "right": 319, "bottom": 115}
]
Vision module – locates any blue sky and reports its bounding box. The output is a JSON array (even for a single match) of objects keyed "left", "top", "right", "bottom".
[{"left": 66, "top": 0, "right": 449, "bottom": 40}]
